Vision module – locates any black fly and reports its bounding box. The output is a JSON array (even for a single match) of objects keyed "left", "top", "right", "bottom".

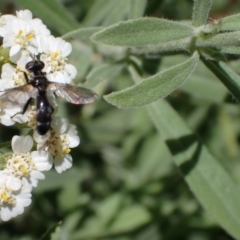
[{"left": 0, "top": 59, "right": 98, "bottom": 135}]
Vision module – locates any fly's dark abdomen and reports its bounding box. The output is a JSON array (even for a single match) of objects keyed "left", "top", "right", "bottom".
[{"left": 36, "top": 93, "right": 54, "bottom": 135}]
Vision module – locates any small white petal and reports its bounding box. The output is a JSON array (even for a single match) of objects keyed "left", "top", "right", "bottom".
[
  {"left": 20, "top": 198, "right": 32, "bottom": 207},
  {"left": 51, "top": 117, "right": 68, "bottom": 134},
  {"left": 10, "top": 45, "right": 21, "bottom": 57},
  {"left": 12, "top": 135, "right": 33, "bottom": 153},
  {"left": 2, "top": 34, "right": 15, "bottom": 48},
  {"left": 67, "top": 124, "right": 80, "bottom": 148},
  {"left": 6, "top": 176, "right": 22, "bottom": 191},
  {"left": 65, "top": 64, "right": 77, "bottom": 79},
  {"left": 31, "top": 151, "right": 53, "bottom": 171},
  {"left": 54, "top": 154, "right": 72, "bottom": 174},
  {"left": 61, "top": 42, "right": 72, "bottom": 57},
  {"left": 16, "top": 10, "right": 33, "bottom": 20},
  {"left": 1, "top": 207, "right": 12, "bottom": 221},
  {"left": 48, "top": 72, "right": 66, "bottom": 84},
  {"left": 30, "top": 170, "right": 45, "bottom": 180}
]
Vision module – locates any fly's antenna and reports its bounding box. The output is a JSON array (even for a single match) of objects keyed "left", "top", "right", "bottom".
[{"left": 29, "top": 53, "right": 36, "bottom": 61}]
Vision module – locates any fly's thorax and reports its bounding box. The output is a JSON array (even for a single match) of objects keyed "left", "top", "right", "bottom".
[{"left": 31, "top": 76, "right": 48, "bottom": 92}]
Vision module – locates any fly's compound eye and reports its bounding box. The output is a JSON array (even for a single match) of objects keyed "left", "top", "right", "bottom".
[
  {"left": 26, "top": 60, "right": 45, "bottom": 72},
  {"left": 37, "top": 61, "right": 45, "bottom": 70},
  {"left": 25, "top": 61, "right": 36, "bottom": 72}
]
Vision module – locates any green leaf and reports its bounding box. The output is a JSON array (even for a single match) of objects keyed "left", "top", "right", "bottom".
[
  {"left": 147, "top": 99, "right": 240, "bottom": 240},
  {"left": 136, "top": 134, "right": 172, "bottom": 182},
  {"left": 50, "top": 226, "right": 63, "bottom": 240},
  {"left": 104, "top": 52, "right": 199, "bottom": 108},
  {"left": 192, "top": 0, "right": 213, "bottom": 27},
  {"left": 95, "top": 193, "right": 123, "bottom": 225},
  {"left": 129, "top": 0, "right": 147, "bottom": 19},
  {"left": 109, "top": 205, "right": 151, "bottom": 232},
  {"left": 50, "top": 224, "right": 65, "bottom": 240},
  {"left": 221, "top": 46, "right": 240, "bottom": 55},
  {"left": 82, "top": 0, "right": 120, "bottom": 27},
  {"left": 63, "top": 212, "right": 83, "bottom": 233},
  {"left": 71, "top": 205, "right": 151, "bottom": 239},
  {"left": 201, "top": 58, "right": 240, "bottom": 102},
  {"left": 61, "top": 27, "right": 104, "bottom": 40},
  {"left": 92, "top": 18, "right": 195, "bottom": 47},
  {"left": 196, "top": 31, "right": 240, "bottom": 48},
  {"left": 159, "top": 55, "right": 227, "bottom": 103},
  {"left": 198, "top": 48, "right": 227, "bottom": 62},
  {"left": 40, "top": 221, "right": 62, "bottom": 240},
  {"left": 85, "top": 63, "right": 124, "bottom": 89},
  {"left": 181, "top": 74, "right": 227, "bottom": 103},
  {"left": 102, "top": 0, "right": 129, "bottom": 26},
  {"left": 220, "top": 13, "right": 240, "bottom": 32},
  {"left": 17, "top": 0, "right": 79, "bottom": 34}
]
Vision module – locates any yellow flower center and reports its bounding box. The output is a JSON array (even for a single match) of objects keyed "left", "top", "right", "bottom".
[
  {"left": 45, "top": 51, "right": 68, "bottom": 73},
  {"left": 7, "top": 153, "right": 34, "bottom": 178},
  {"left": 15, "top": 29, "right": 35, "bottom": 48},
  {"left": 13, "top": 69, "right": 26, "bottom": 86},
  {"left": 0, "top": 187, "right": 15, "bottom": 205},
  {"left": 44, "top": 130, "right": 70, "bottom": 158}
]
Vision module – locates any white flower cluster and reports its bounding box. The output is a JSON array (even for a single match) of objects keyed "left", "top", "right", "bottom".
[{"left": 0, "top": 10, "right": 81, "bottom": 221}]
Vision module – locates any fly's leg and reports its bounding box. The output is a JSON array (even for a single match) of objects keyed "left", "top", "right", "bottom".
[
  {"left": 11, "top": 97, "right": 33, "bottom": 118},
  {"left": 22, "top": 97, "right": 33, "bottom": 114},
  {"left": 24, "top": 72, "right": 29, "bottom": 84}
]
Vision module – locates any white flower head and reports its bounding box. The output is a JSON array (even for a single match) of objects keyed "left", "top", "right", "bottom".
[
  {"left": 1, "top": 10, "right": 50, "bottom": 64},
  {"left": 34, "top": 117, "right": 80, "bottom": 173},
  {"left": 0, "top": 171, "right": 32, "bottom": 221},
  {"left": 15, "top": 10, "right": 50, "bottom": 36},
  {"left": 5, "top": 135, "right": 53, "bottom": 188},
  {"left": 38, "top": 35, "right": 77, "bottom": 84}
]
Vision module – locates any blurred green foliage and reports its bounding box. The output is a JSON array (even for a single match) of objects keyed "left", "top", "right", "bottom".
[{"left": 0, "top": 0, "right": 240, "bottom": 239}]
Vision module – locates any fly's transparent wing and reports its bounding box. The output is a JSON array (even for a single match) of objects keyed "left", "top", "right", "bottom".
[
  {"left": 51, "top": 83, "right": 99, "bottom": 104},
  {"left": 0, "top": 85, "right": 35, "bottom": 104}
]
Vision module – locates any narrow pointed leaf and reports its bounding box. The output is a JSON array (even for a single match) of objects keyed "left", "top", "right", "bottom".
[
  {"left": 196, "top": 31, "right": 240, "bottom": 48},
  {"left": 147, "top": 99, "right": 240, "bottom": 240},
  {"left": 201, "top": 58, "right": 240, "bottom": 102},
  {"left": 221, "top": 46, "right": 240, "bottom": 55},
  {"left": 192, "top": 0, "right": 212, "bottom": 27},
  {"left": 92, "top": 18, "right": 195, "bottom": 47},
  {"left": 221, "top": 13, "right": 240, "bottom": 31},
  {"left": 104, "top": 52, "right": 199, "bottom": 108}
]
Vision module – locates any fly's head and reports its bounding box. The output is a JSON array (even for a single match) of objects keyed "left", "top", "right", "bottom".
[{"left": 26, "top": 60, "right": 45, "bottom": 73}]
